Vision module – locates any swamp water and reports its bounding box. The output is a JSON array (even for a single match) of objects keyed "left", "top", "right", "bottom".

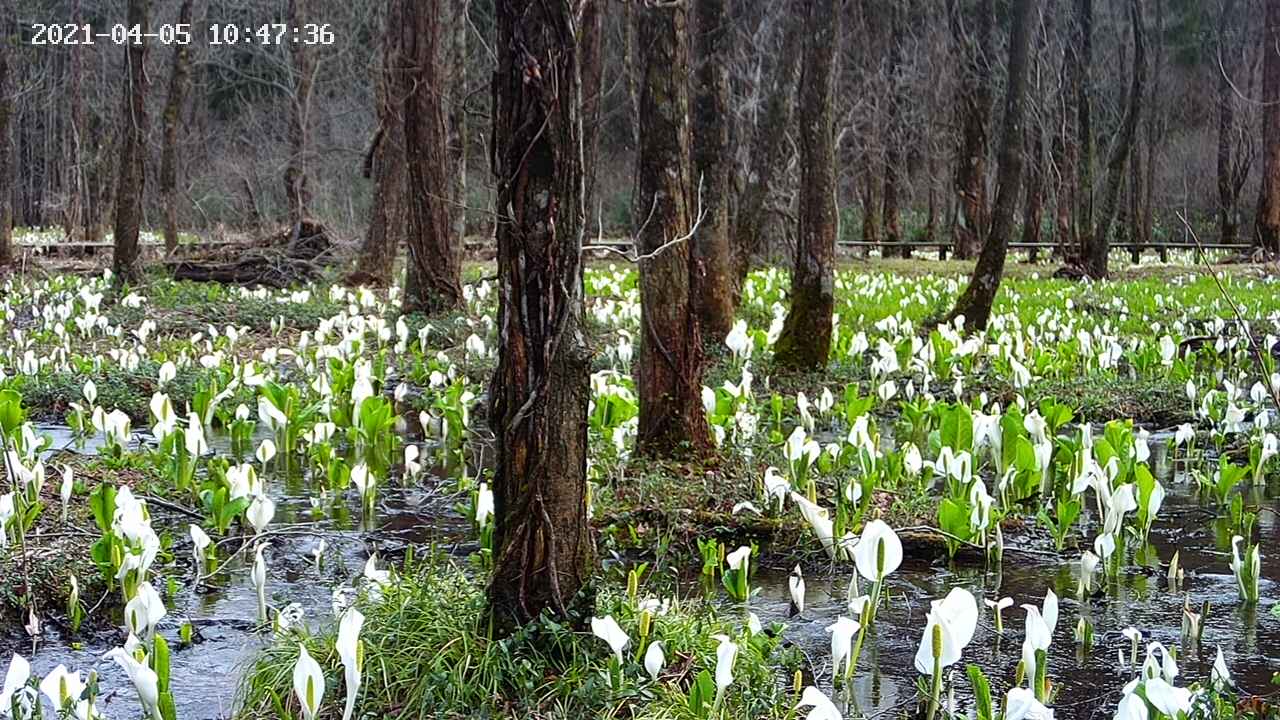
[{"left": 2, "top": 428, "right": 1277, "bottom": 719}]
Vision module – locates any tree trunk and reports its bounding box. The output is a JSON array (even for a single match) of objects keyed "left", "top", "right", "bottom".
[
  {"left": 1083, "top": 0, "right": 1144, "bottom": 279},
  {"left": 449, "top": 0, "right": 469, "bottom": 244},
  {"left": 1255, "top": 0, "right": 1280, "bottom": 252},
  {"left": 1022, "top": 129, "right": 1045, "bottom": 261},
  {"left": 734, "top": 12, "right": 803, "bottom": 284},
  {"left": 635, "top": 2, "right": 712, "bottom": 457},
  {"left": 882, "top": 1, "right": 906, "bottom": 259},
  {"left": 581, "top": 0, "right": 603, "bottom": 213},
  {"left": 692, "top": 0, "right": 736, "bottom": 340},
  {"left": 354, "top": 0, "right": 408, "bottom": 287},
  {"left": 1074, "top": 0, "right": 1094, "bottom": 252},
  {"left": 401, "top": 0, "right": 462, "bottom": 313},
  {"left": 774, "top": 0, "right": 837, "bottom": 369},
  {"left": 487, "top": 0, "right": 594, "bottom": 632},
  {"left": 65, "top": 0, "right": 86, "bottom": 245},
  {"left": 0, "top": 17, "right": 10, "bottom": 267},
  {"left": 861, "top": 169, "right": 880, "bottom": 250},
  {"left": 947, "top": 0, "right": 1035, "bottom": 331},
  {"left": 160, "top": 0, "right": 195, "bottom": 255},
  {"left": 112, "top": 0, "right": 150, "bottom": 286},
  {"left": 286, "top": 0, "right": 315, "bottom": 237},
  {"left": 952, "top": 0, "right": 993, "bottom": 260}
]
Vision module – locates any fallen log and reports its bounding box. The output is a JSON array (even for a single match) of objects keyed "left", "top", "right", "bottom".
[{"left": 167, "top": 220, "right": 335, "bottom": 288}]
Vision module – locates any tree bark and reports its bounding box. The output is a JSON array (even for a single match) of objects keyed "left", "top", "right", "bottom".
[
  {"left": 65, "top": 0, "right": 86, "bottom": 245},
  {"left": 160, "top": 0, "right": 195, "bottom": 254},
  {"left": 947, "top": 0, "right": 1035, "bottom": 331},
  {"left": 285, "top": 0, "right": 315, "bottom": 238},
  {"left": 0, "top": 16, "right": 11, "bottom": 267},
  {"left": 581, "top": 0, "right": 603, "bottom": 213},
  {"left": 449, "top": 0, "right": 469, "bottom": 244},
  {"left": 1074, "top": 0, "right": 1094, "bottom": 251},
  {"left": 734, "top": 12, "right": 803, "bottom": 285},
  {"left": 401, "top": 0, "right": 462, "bottom": 313},
  {"left": 635, "top": 2, "right": 712, "bottom": 457},
  {"left": 951, "top": 0, "right": 993, "bottom": 260},
  {"left": 112, "top": 0, "right": 150, "bottom": 286},
  {"left": 487, "top": 0, "right": 594, "bottom": 632},
  {"left": 882, "top": 1, "right": 907, "bottom": 259},
  {"left": 354, "top": 0, "right": 409, "bottom": 287},
  {"left": 692, "top": 0, "right": 736, "bottom": 340},
  {"left": 774, "top": 0, "right": 837, "bottom": 369},
  {"left": 1022, "top": 128, "right": 1045, "bottom": 261},
  {"left": 1255, "top": 0, "right": 1280, "bottom": 251},
  {"left": 1083, "top": 0, "right": 1144, "bottom": 279}
]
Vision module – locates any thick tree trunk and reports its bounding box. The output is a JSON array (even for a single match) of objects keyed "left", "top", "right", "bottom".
[
  {"left": 286, "top": 0, "right": 315, "bottom": 237},
  {"left": 112, "top": 0, "right": 150, "bottom": 285},
  {"left": 487, "top": 0, "right": 594, "bottom": 632},
  {"left": 160, "top": 0, "right": 195, "bottom": 254},
  {"left": 734, "top": 13, "right": 803, "bottom": 284},
  {"left": 952, "top": 0, "right": 993, "bottom": 260},
  {"left": 401, "top": 0, "right": 462, "bottom": 313},
  {"left": 948, "top": 0, "right": 1035, "bottom": 331},
  {"left": 354, "top": 0, "right": 408, "bottom": 287},
  {"left": 1255, "top": 0, "right": 1280, "bottom": 251},
  {"left": 636, "top": 2, "right": 712, "bottom": 457},
  {"left": 0, "top": 19, "right": 10, "bottom": 267},
  {"left": 774, "top": 0, "right": 837, "bottom": 369},
  {"left": 692, "top": 0, "right": 736, "bottom": 340},
  {"left": 1083, "top": 0, "right": 1144, "bottom": 279}
]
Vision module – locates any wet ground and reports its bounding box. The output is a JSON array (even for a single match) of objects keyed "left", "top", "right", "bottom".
[{"left": 1, "top": 428, "right": 1276, "bottom": 719}]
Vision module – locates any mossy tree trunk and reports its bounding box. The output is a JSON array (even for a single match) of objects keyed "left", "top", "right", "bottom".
[
  {"left": 112, "top": 0, "right": 149, "bottom": 286},
  {"left": 734, "top": 13, "right": 803, "bottom": 285},
  {"left": 160, "top": 0, "right": 194, "bottom": 255},
  {"left": 773, "top": 0, "right": 837, "bottom": 370},
  {"left": 692, "top": 0, "right": 735, "bottom": 341},
  {"left": 947, "top": 0, "right": 1035, "bottom": 331},
  {"left": 951, "top": 0, "right": 993, "bottom": 260},
  {"left": 635, "top": 2, "right": 712, "bottom": 458},
  {"left": 285, "top": 0, "right": 315, "bottom": 239},
  {"left": 401, "top": 0, "right": 462, "bottom": 313},
  {"left": 488, "top": 0, "right": 594, "bottom": 632},
  {"left": 354, "top": 0, "right": 408, "bottom": 287},
  {"left": 1256, "top": 0, "right": 1280, "bottom": 252}
]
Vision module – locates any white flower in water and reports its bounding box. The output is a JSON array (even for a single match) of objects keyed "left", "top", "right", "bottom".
[
  {"left": 255, "top": 438, "right": 277, "bottom": 464},
  {"left": 1142, "top": 678, "right": 1191, "bottom": 718},
  {"left": 475, "top": 482, "right": 494, "bottom": 528},
  {"left": 59, "top": 465, "right": 74, "bottom": 520},
  {"left": 104, "top": 644, "right": 161, "bottom": 720},
  {"left": 826, "top": 616, "right": 859, "bottom": 680},
  {"left": 247, "top": 494, "right": 275, "bottom": 535},
  {"left": 253, "top": 543, "right": 270, "bottom": 623},
  {"left": 338, "top": 607, "right": 365, "bottom": 720},
  {"left": 1005, "top": 687, "right": 1053, "bottom": 720},
  {"left": 789, "top": 565, "right": 805, "bottom": 614},
  {"left": 852, "top": 520, "right": 903, "bottom": 583},
  {"left": 1211, "top": 647, "right": 1232, "bottom": 689},
  {"left": 1113, "top": 691, "right": 1148, "bottom": 720},
  {"left": 39, "top": 664, "right": 88, "bottom": 715},
  {"left": 0, "top": 653, "right": 31, "bottom": 714},
  {"left": 726, "top": 546, "right": 751, "bottom": 572},
  {"left": 293, "top": 643, "right": 326, "bottom": 720},
  {"left": 125, "top": 581, "right": 167, "bottom": 641},
  {"left": 713, "top": 634, "right": 738, "bottom": 701},
  {"left": 589, "top": 615, "right": 629, "bottom": 664},
  {"left": 404, "top": 444, "right": 422, "bottom": 478},
  {"left": 158, "top": 361, "right": 177, "bottom": 386},
  {"left": 763, "top": 467, "right": 789, "bottom": 511},
  {"left": 797, "top": 686, "right": 842, "bottom": 720},
  {"left": 189, "top": 524, "right": 212, "bottom": 577},
  {"left": 644, "top": 640, "right": 665, "bottom": 681},
  {"left": 915, "top": 589, "right": 979, "bottom": 674}
]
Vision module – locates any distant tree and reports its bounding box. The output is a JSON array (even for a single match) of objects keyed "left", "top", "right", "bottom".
[
  {"left": 160, "top": 0, "right": 195, "bottom": 254},
  {"left": 487, "top": 0, "right": 594, "bottom": 632},
  {"left": 353, "top": 0, "right": 408, "bottom": 287},
  {"left": 773, "top": 0, "right": 837, "bottom": 370},
  {"left": 692, "top": 0, "right": 736, "bottom": 340},
  {"left": 733, "top": 11, "right": 803, "bottom": 285},
  {"left": 947, "top": 0, "right": 1036, "bottom": 330},
  {"left": 1081, "top": 0, "right": 1145, "bottom": 278},
  {"left": 1257, "top": 0, "right": 1280, "bottom": 252},
  {"left": 285, "top": 0, "right": 315, "bottom": 238},
  {"left": 0, "top": 15, "right": 10, "bottom": 267},
  {"left": 882, "top": 1, "right": 907, "bottom": 258},
  {"left": 951, "top": 0, "right": 993, "bottom": 260},
  {"left": 112, "top": 0, "right": 150, "bottom": 285},
  {"left": 635, "top": 1, "right": 712, "bottom": 457},
  {"left": 401, "top": 0, "right": 462, "bottom": 313},
  {"left": 1215, "top": 0, "right": 1250, "bottom": 247}
]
